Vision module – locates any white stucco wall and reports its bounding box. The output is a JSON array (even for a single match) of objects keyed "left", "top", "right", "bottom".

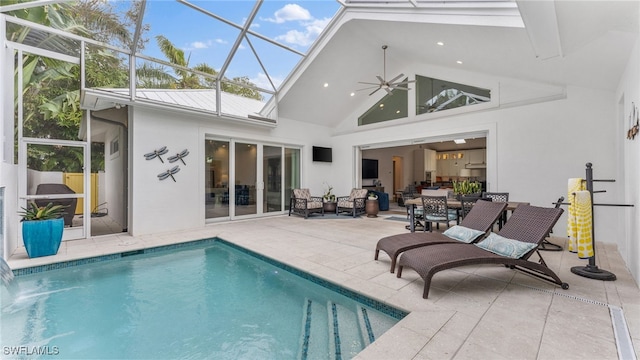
[
  {"left": 329, "top": 85, "right": 623, "bottom": 247},
  {"left": 1, "top": 163, "right": 18, "bottom": 260},
  {"left": 616, "top": 35, "right": 640, "bottom": 286},
  {"left": 129, "top": 107, "right": 334, "bottom": 236}
]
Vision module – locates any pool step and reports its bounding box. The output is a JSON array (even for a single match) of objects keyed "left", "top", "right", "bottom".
[{"left": 300, "top": 299, "right": 375, "bottom": 360}]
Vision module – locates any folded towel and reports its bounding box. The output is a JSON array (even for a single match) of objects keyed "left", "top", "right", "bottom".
[
  {"left": 567, "top": 178, "right": 585, "bottom": 240},
  {"left": 568, "top": 190, "right": 593, "bottom": 258}
]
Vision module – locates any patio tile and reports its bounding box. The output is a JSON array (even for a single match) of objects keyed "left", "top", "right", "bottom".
[{"left": 6, "top": 214, "right": 640, "bottom": 359}]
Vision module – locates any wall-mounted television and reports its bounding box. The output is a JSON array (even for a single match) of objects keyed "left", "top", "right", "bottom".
[
  {"left": 362, "top": 158, "right": 379, "bottom": 179},
  {"left": 312, "top": 146, "right": 332, "bottom": 162}
]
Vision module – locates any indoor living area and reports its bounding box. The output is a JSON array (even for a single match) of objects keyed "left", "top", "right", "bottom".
[{"left": 361, "top": 136, "right": 487, "bottom": 204}]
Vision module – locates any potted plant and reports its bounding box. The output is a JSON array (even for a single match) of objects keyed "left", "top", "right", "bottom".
[
  {"left": 19, "top": 202, "right": 67, "bottom": 258},
  {"left": 322, "top": 184, "right": 336, "bottom": 203},
  {"left": 452, "top": 180, "right": 482, "bottom": 200},
  {"left": 367, "top": 192, "right": 379, "bottom": 200}
]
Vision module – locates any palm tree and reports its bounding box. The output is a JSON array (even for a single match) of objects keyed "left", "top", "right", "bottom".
[{"left": 139, "top": 35, "right": 262, "bottom": 100}]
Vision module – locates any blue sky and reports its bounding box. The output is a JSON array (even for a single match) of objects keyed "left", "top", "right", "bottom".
[{"left": 138, "top": 1, "right": 342, "bottom": 91}]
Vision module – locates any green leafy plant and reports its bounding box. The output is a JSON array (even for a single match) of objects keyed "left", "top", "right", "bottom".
[
  {"left": 323, "top": 183, "right": 336, "bottom": 202},
  {"left": 19, "top": 202, "right": 67, "bottom": 221},
  {"left": 452, "top": 180, "right": 481, "bottom": 195},
  {"left": 367, "top": 192, "right": 378, "bottom": 200}
]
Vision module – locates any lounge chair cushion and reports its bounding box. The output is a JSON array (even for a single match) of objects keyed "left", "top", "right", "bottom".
[
  {"left": 349, "top": 188, "right": 368, "bottom": 201},
  {"left": 425, "top": 211, "right": 457, "bottom": 221},
  {"left": 293, "top": 188, "right": 312, "bottom": 200},
  {"left": 475, "top": 233, "right": 537, "bottom": 258},
  {"left": 443, "top": 225, "right": 485, "bottom": 243},
  {"left": 292, "top": 188, "right": 323, "bottom": 209},
  {"left": 338, "top": 189, "right": 368, "bottom": 208}
]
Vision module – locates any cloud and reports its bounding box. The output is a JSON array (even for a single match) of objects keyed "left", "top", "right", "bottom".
[
  {"left": 275, "top": 17, "right": 332, "bottom": 47},
  {"left": 263, "top": 4, "right": 311, "bottom": 24},
  {"left": 184, "top": 39, "right": 227, "bottom": 51},
  {"left": 251, "top": 72, "right": 283, "bottom": 91},
  {"left": 191, "top": 41, "right": 209, "bottom": 49},
  {"left": 257, "top": 4, "right": 333, "bottom": 47}
]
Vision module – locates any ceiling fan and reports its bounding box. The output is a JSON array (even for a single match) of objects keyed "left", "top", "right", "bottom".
[{"left": 358, "top": 45, "right": 415, "bottom": 96}]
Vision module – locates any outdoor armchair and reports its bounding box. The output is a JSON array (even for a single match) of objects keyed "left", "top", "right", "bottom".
[
  {"left": 336, "top": 188, "right": 368, "bottom": 217},
  {"left": 289, "top": 188, "right": 324, "bottom": 219}
]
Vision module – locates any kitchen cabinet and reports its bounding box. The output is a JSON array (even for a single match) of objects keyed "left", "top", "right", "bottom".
[
  {"left": 467, "top": 149, "right": 486, "bottom": 165},
  {"left": 436, "top": 151, "right": 468, "bottom": 178}
]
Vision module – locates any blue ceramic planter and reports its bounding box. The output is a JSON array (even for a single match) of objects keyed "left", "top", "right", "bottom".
[{"left": 22, "top": 218, "right": 64, "bottom": 258}]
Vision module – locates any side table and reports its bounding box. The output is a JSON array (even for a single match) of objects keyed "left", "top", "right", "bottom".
[
  {"left": 365, "top": 199, "right": 379, "bottom": 218},
  {"left": 323, "top": 201, "right": 337, "bottom": 213}
]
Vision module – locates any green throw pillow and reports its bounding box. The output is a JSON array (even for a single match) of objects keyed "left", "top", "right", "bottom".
[
  {"left": 443, "top": 225, "right": 485, "bottom": 243},
  {"left": 475, "top": 233, "right": 537, "bottom": 258}
]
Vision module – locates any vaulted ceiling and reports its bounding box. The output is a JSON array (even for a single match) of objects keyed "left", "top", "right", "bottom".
[{"left": 276, "top": 0, "right": 639, "bottom": 127}]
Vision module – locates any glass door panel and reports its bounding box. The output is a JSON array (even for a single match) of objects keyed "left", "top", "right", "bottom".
[
  {"left": 263, "top": 146, "right": 282, "bottom": 213},
  {"left": 284, "top": 148, "right": 301, "bottom": 211},
  {"left": 234, "top": 142, "right": 257, "bottom": 216},
  {"left": 24, "top": 142, "right": 86, "bottom": 239},
  {"left": 205, "top": 140, "right": 230, "bottom": 219}
]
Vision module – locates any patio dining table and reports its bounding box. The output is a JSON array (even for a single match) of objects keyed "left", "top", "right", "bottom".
[{"left": 403, "top": 197, "right": 530, "bottom": 232}]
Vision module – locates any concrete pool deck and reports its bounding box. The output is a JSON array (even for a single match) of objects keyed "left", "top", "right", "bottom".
[{"left": 7, "top": 214, "right": 640, "bottom": 359}]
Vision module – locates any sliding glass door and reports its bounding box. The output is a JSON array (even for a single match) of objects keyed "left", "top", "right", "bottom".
[
  {"left": 263, "top": 146, "right": 282, "bottom": 213},
  {"left": 205, "top": 140, "right": 230, "bottom": 219},
  {"left": 235, "top": 142, "right": 257, "bottom": 216},
  {"left": 205, "top": 138, "right": 300, "bottom": 220}
]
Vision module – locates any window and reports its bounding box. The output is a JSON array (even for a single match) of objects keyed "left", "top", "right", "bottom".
[
  {"left": 358, "top": 80, "right": 409, "bottom": 126},
  {"left": 110, "top": 137, "right": 119, "bottom": 158},
  {"left": 416, "top": 75, "right": 490, "bottom": 115}
]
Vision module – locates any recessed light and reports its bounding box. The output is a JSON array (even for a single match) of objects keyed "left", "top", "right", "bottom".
[
  {"left": 323, "top": 83, "right": 329, "bottom": 87},
  {"left": 350, "top": 92, "right": 355, "bottom": 97},
  {"left": 454, "top": 139, "right": 466, "bottom": 144},
  {"left": 456, "top": 60, "right": 463, "bottom": 64},
  {"left": 396, "top": 110, "right": 400, "bottom": 114},
  {"left": 379, "top": 103, "right": 384, "bottom": 108},
  {"left": 437, "top": 41, "right": 444, "bottom": 46}
]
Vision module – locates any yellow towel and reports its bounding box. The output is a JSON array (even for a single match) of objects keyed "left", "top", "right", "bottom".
[
  {"left": 567, "top": 178, "right": 585, "bottom": 241},
  {"left": 568, "top": 190, "right": 594, "bottom": 258}
]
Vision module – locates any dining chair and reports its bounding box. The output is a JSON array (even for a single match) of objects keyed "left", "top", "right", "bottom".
[
  {"left": 421, "top": 195, "right": 458, "bottom": 232},
  {"left": 483, "top": 192, "right": 509, "bottom": 229},
  {"left": 403, "top": 192, "right": 424, "bottom": 231},
  {"left": 459, "top": 195, "right": 482, "bottom": 222}
]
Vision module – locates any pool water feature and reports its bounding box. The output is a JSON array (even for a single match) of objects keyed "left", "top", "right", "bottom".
[
  {"left": 0, "top": 256, "right": 13, "bottom": 286},
  {"left": 1, "top": 239, "right": 405, "bottom": 359}
]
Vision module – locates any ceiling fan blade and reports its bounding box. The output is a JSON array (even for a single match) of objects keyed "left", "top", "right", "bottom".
[
  {"left": 388, "top": 73, "right": 404, "bottom": 84},
  {"left": 390, "top": 80, "right": 416, "bottom": 86},
  {"left": 376, "top": 75, "right": 384, "bottom": 83},
  {"left": 383, "top": 87, "right": 392, "bottom": 94},
  {"left": 356, "top": 85, "right": 380, "bottom": 91},
  {"left": 358, "top": 81, "right": 381, "bottom": 85},
  {"left": 369, "top": 87, "right": 381, "bottom": 96},
  {"left": 389, "top": 86, "right": 410, "bottom": 91}
]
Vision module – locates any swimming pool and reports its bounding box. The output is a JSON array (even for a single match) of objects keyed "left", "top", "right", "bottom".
[{"left": 1, "top": 239, "right": 405, "bottom": 359}]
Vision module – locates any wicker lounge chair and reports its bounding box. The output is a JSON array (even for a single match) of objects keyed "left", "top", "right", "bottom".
[
  {"left": 375, "top": 200, "right": 508, "bottom": 273},
  {"left": 396, "top": 204, "right": 568, "bottom": 299}
]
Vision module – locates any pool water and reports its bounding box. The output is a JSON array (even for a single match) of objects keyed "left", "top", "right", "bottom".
[{"left": 1, "top": 240, "right": 404, "bottom": 359}]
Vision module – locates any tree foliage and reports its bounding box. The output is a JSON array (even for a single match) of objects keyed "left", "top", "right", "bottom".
[{"left": 11, "top": 0, "right": 263, "bottom": 173}]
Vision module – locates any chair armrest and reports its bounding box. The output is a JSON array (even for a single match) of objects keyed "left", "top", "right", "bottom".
[
  {"left": 310, "top": 196, "right": 324, "bottom": 202},
  {"left": 337, "top": 196, "right": 350, "bottom": 202}
]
